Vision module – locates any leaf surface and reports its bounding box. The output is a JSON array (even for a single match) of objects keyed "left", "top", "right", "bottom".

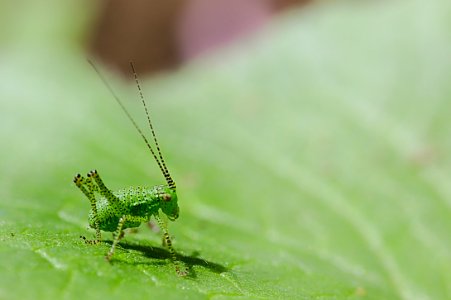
[{"left": 0, "top": 1, "right": 450, "bottom": 299}]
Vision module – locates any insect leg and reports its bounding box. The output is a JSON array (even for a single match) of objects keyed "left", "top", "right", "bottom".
[
  {"left": 73, "top": 173, "right": 101, "bottom": 244},
  {"left": 105, "top": 215, "right": 148, "bottom": 261},
  {"left": 88, "top": 170, "right": 118, "bottom": 204},
  {"left": 154, "top": 215, "right": 188, "bottom": 276}
]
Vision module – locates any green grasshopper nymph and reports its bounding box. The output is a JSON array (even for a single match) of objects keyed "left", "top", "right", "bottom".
[{"left": 73, "top": 62, "right": 187, "bottom": 276}]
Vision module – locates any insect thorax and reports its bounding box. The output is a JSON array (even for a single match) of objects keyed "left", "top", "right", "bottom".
[{"left": 89, "top": 186, "right": 164, "bottom": 232}]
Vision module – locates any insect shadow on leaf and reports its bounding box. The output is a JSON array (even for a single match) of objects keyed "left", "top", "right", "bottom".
[{"left": 104, "top": 240, "right": 229, "bottom": 278}]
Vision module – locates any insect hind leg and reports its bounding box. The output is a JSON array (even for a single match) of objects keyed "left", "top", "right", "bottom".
[
  {"left": 73, "top": 173, "right": 101, "bottom": 244},
  {"left": 88, "top": 170, "right": 118, "bottom": 204}
]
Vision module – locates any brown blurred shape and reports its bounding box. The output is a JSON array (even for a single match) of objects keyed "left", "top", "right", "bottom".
[{"left": 89, "top": 0, "right": 311, "bottom": 76}]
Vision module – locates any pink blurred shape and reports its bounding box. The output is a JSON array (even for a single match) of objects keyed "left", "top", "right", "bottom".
[{"left": 177, "top": 0, "right": 271, "bottom": 60}]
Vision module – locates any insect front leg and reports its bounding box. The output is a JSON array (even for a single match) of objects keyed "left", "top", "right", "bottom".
[
  {"left": 154, "top": 215, "right": 188, "bottom": 276},
  {"left": 73, "top": 173, "right": 101, "bottom": 244},
  {"left": 106, "top": 215, "right": 148, "bottom": 261}
]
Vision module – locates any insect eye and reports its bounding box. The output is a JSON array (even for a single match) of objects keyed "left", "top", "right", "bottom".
[{"left": 161, "top": 193, "right": 171, "bottom": 201}]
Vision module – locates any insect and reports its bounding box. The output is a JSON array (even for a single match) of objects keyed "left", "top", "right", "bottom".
[{"left": 73, "top": 62, "right": 187, "bottom": 276}]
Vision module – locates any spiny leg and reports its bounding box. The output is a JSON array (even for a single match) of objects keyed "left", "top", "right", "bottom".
[
  {"left": 88, "top": 170, "right": 118, "bottom": 204},
  {"left": 73, "top": 173, "right": 101, "bottom": 244},
  {"left": 155, "top": 215, "right": 188, "bottom": 276},
  {"left": 106, "top": 215, "right": 148, "bottom": 261}
]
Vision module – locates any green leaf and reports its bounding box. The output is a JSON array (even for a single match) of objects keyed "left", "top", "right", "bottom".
[{"left": 1, "top": 0, "right": 451, "bottom": 299}]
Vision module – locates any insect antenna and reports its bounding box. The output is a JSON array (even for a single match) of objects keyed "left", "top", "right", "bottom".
[
  {"left": 129, "top": 62, "right": 176, "bottom": 190},
  {"left": 88, "top": 60, "right": 172, "bottom": 187}
]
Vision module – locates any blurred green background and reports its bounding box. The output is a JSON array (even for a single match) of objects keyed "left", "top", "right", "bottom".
[{"left": 1, "top": 0, "right": 451, "bottom": 299}]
